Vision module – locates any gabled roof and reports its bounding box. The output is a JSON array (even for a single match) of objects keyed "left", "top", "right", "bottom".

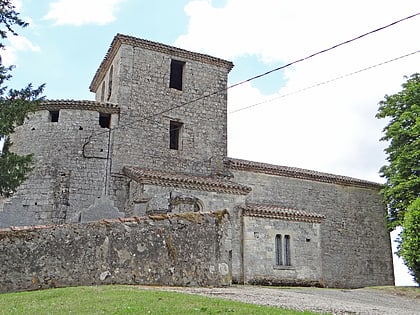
[
  {"left": 89, "top": 33, "right": 234, "bottom": 92},
  {"left": 123, "top": 166, "right": 251, "bottom": 195},
  {"left": 39, "top": 100, "right": 120, "bottom": 114},
  {"left": 227, "top": 158, "right": 382, "bottom": 189},
  {"left": 243, "top": 203, "right": 326, "bottom": 223}
]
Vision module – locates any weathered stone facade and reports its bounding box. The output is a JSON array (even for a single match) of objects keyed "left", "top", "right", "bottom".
[
  {"left": 0, "top": 212, "right": 231, "bottom": 293},
  {"left": 0, "top": 34, "right": 394, "bottom": 289}
]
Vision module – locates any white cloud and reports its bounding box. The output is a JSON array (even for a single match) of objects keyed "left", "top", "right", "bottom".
[
  {"left": 178, "top": 0, "right": 420, "bottom": 182},
  {"left": 44, "top": 0, "right": 125, "bottom": 26},
  {"left": 2, "top": 36, "right": 41, "bottom": 66}
]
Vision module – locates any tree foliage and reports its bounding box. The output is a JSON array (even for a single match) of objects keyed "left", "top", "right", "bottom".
[
  {"left": 398, "top": 197, "right": 420, "bottom": 285},
  {"left": 0, "top": 0, "right": 44, "bottom": 197},
  {"left": 376, "top": 73, "right": 420, "bottom": 230},
  {"left": 377, "top": 74, "right": 420, "bottom": 285}
]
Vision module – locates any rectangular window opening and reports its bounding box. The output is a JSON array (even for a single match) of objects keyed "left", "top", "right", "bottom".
[
  {"left": 99, "top": 113, "right": 111, "bottom": 128},
  {"left": 275, "top": 234, "right": 282, "bottom": 266},
  {"left": 49, "top": 110, "right": 59, "bottom": 122},
  {"left": 169, "top": 120, "right": 183, "bottom": 150},
  {"left": 169, "top": 59, "right": 185, "bottom": 91},
  {"left": 284, "top": 234, "right": 291, "bottom": 266}
]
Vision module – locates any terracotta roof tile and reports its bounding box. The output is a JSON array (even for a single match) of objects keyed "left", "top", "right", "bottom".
[
  {"left": 123, "top": 166, "right": 251, "bottom": 195},
  {"left": 244, "top": 203, "right": 326, "bottom": 223},
  {"left": 227, "top": 158, "right": 382, "bottom": 189},
  {"left": 39, "top": 100, "right": 120, "bottom": 114}
]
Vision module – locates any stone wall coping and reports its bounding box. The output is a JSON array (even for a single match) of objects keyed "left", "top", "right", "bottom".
[
  {"left": 90, "top": 33, "right": 234, "bottom": 92},
  {"left": 123, "top": 166, "right": 252, "bottom": 195},
  {"left": 38, "top": 99, "right": 120, "bottom": 114},
  {"left": 227, "top": 158, "right": 382, "bottom": 189},
  {"left": 243, "top": 203, "right": 326, "bottom": 223},
  {"left": 0, "top": 211, "right": 228, "bottom": 233}
]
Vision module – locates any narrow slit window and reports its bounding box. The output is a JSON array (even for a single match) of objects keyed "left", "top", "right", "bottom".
[
  {"left": 275, "top": 234, "right": 282, "bottom": 266},
  {"left": 169, "top": 120, "right": 183, "bottom": 150},
  {"left": 49, "top": 110, "right": 59, "bottom": 122},
  {"left": 100, "top": 82, "right": 105, "bottom": 102},
  {"left": 99, "top": 113, "right": 111, "bottom": 128},
  {"left": 284, "top": 234, "right": 291, "bottom": 266},
  {"left": 169, "top": 60, "right": 185, "bottom": 91},
  {"left": 107, "top": 65, "right": 113, "bottom": 101}
]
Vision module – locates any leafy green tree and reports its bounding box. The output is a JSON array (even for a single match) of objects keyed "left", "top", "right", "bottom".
[
  {"left": 376, "top": 73, "right": 420, "bottom": 229},
  {"left": 377, "top": 73, "right": 420, "bottom": 285},
  {"left": 0, "top": 0, "right": 44, "bottom": 197},
  {"left": 399, "top": 197, "right": 420, "bottom": 285}
]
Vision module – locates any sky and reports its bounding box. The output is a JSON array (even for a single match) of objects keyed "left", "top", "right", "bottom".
[{"left": 2, "top": 0, "right": 419, "bottom": 286}]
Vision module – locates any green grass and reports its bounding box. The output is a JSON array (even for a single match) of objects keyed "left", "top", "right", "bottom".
[{"left": 0, "top": 285, "right": 321, "bottom": 315}]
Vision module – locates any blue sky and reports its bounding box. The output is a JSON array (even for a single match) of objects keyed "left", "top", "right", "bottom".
[{"left": 3, "top": 0, "right": 420, "bottom": 285}]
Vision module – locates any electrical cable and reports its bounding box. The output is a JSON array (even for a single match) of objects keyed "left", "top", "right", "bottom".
[
  {"left": 229, "top": 49, "right": 420, "bottom": 114},
  {"left": 82, "top": 12, "right": 420, "bottom": 141}
]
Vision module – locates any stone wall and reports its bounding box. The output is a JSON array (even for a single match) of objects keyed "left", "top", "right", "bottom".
[
  {"left": 103, "top": 41, "right": 231, "bottom": 177},
  {"left": 0, "top": 107, "right": 117, "bottom": 227},
  {"left": 242, "top": 217, "right": 322, "bottom": 286},
  {"left": 0, "top": 211, "right": 231, "bottom": 293},
  {"left": 231, "top": 169, "right": 395, "bottom": 288}
]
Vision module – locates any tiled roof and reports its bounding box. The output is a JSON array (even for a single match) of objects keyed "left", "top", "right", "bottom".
[
  {"left": 123, "top": 166, "right": 251, "bottom": 195},
  {"left": 39, "top": 100, "right": 120, "bottom": 114},
  {"left": 89, "top": 33, "right": 234, "bottom": 92},
  {"left": 243, "top": 203, "right": 326, "bottom": 223},
  {"left": 227, "top": 158, "right": 382, "bottom": 189}
]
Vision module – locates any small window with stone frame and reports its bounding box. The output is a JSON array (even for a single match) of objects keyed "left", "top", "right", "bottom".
[
  {"left": 169, "top": 59, "right": 185, "bottom": 91},
  {"left": 49, "top": 110, "right": 59, "bottom": 122},
  {"left": 99, "top": 113, "right": 111, "bottom": 128},
  {"left": 275, "top": 234, "right": 291, "bottom": 266},
  {"left": 169, "top": 120, "right": 183, "bottom": 150}
]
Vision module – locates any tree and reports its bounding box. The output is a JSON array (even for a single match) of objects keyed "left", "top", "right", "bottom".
[
  {"left": 398, "top": 197, "right": 420, "bottom": 285},
  {"left": 377, "top": 73, "right": 420, "bottom": 285},
  {"left": 0, "top": 0, "right": 45, "bottom": 197}
]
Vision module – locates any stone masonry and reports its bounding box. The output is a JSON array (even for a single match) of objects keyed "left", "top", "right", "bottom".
[{"left": 0, "top": 34, "right": 394, "bottom": 289}]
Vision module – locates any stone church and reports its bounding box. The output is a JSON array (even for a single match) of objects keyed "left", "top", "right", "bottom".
[{"left": 0, "top": 34, "right": 394, "bottom": 288}]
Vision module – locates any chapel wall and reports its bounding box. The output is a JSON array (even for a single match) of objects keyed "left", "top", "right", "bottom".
[
  {"left": 231, "top": 169, "right": 395, "bottom": 288},
  {"left": 242, "top": 217, "right": 322, "bottom": 286}
]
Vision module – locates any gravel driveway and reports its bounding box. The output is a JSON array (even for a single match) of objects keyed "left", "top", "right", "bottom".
[{"left": 155, "top": 285, "right": 420, "bottom": 315}]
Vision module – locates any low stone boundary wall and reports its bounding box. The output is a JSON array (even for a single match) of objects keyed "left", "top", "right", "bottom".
[{"left": 0, "top": 211, "right": 231, "bottom": 293}]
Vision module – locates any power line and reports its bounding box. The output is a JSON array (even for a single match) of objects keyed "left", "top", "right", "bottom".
[
  {"left": 85, "top": 12, "right": 420, "bottom": 140},
  {"left": 229, "top": 49, "right": 420, "bottom": 114}
]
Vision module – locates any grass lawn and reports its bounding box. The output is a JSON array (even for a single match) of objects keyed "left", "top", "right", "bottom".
[{"left": 0, "top": 285, "right": 322, "bottom": 315}]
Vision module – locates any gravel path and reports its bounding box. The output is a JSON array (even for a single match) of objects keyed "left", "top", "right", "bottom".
[{"left": 153, "top": 285, "right": 420, "bottom": 315}]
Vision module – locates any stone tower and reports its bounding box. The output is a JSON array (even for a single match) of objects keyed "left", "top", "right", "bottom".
[{"left": 89, "top": 34, "right": 234, "bottom": 177}]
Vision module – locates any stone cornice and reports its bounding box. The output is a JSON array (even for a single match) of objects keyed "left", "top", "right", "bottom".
[
  {"left": 89, "top": 33, "right": 234, "bottom": 92},
  {"left": 123, "top": 166, "right": 251, "bottom": 195},
  {"left": 227, "top": 158, "right": 382, "bottom": 189},
  {"left": 243, "top": 203, "right": 326, "bottom": 223},
  {"left": 39, "top": 100, "right": 120, "bottom": 114}
]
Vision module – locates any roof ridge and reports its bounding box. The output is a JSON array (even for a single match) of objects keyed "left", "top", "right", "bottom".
[
  {"left": 228, "top": 158, "right": 381, "bottom": 189},
  {"left": 123, "top": 166, "right": 251, "bottom": 195},
  {"left": 90, "top": 33, "right": 234, "bottom": 92}
]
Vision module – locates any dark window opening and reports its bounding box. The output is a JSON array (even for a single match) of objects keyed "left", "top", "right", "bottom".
[
  {"left": 275, "top": 234, "right": 282, "bottom": 266},
  {"left": 99, "top": 113, "right": 111, "bottom": 128},
  {"left": 100, "top": 82, "right": 105, "bottom": 102},
  {"left": 49, "top": 110, "right": 59, "bottom": 122},
  {"left": 107, "top": 65, "right": 113, "bottom": 101},
  {"left": 284, "top": 235, "right": 291, "bottom": 266},
  {"left": 169, "top": 120, "right": 183, "bottom": 150},
  {"left": 169, "top": 60, "right": 185, "bottom": 91}
]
